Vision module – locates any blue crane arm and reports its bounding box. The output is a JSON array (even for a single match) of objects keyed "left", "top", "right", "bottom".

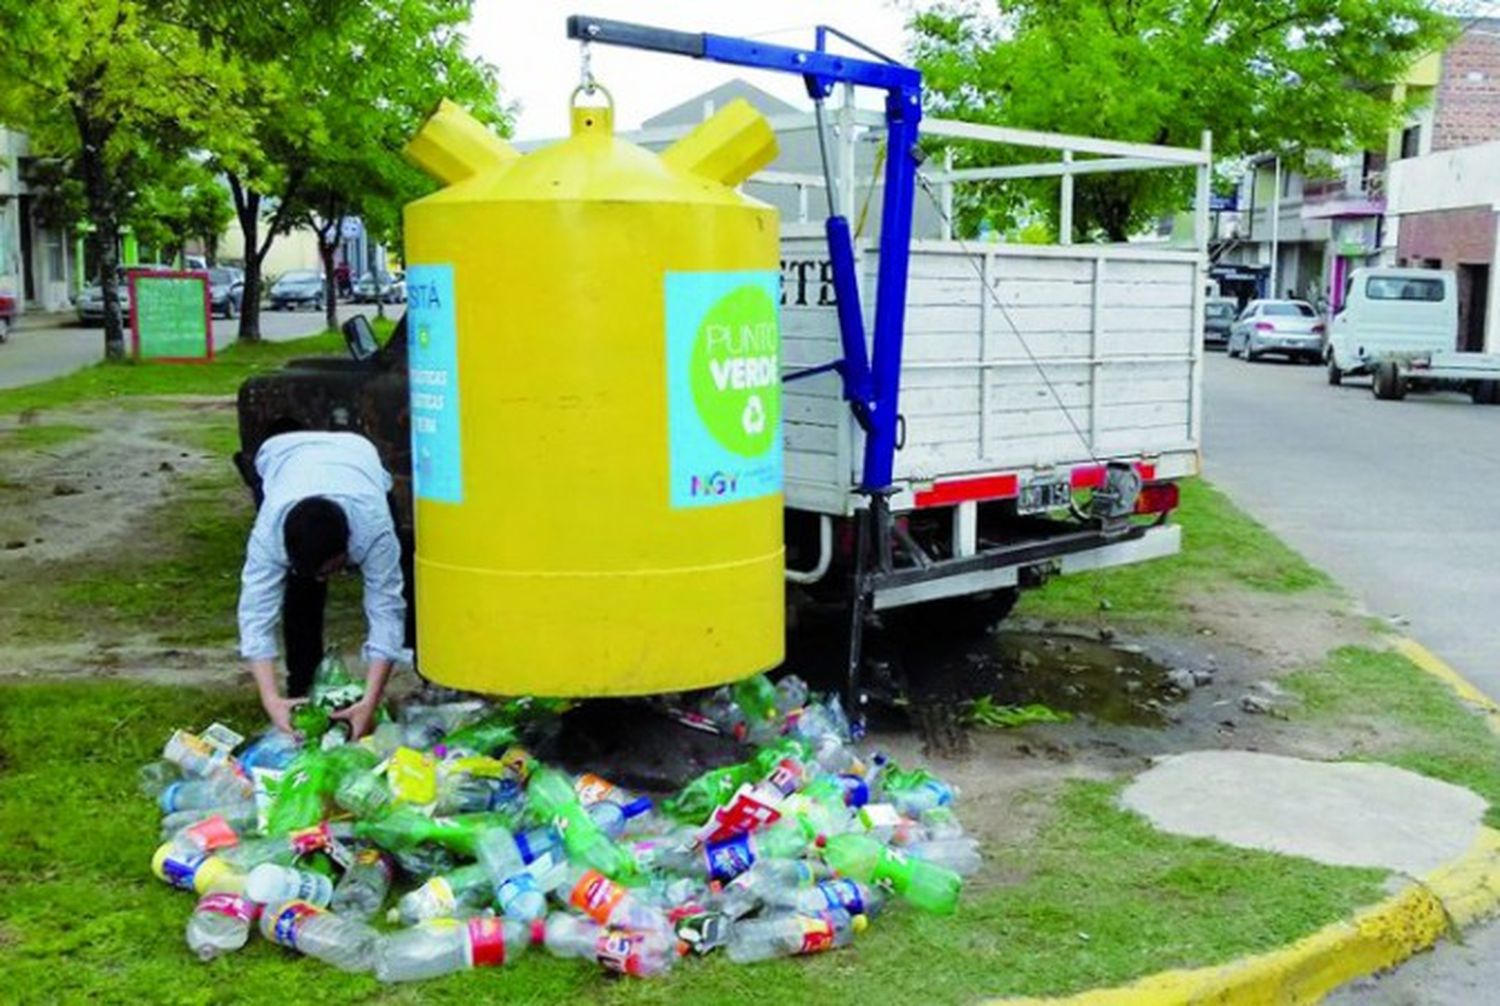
[{"left": 565, "top": 14, "right": 922, "bottom": 493}]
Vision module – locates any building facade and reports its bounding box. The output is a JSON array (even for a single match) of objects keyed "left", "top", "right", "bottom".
[{"left": 0, "top": 128, "right": 77, "bottom": 316}]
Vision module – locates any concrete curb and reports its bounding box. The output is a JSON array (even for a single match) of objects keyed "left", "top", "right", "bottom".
[{"left": 991, "top": 638, "right": 1500, "bottom": 1006}]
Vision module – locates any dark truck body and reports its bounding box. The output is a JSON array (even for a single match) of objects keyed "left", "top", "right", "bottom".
[{"left": 235, "top": 320, "right": 415, "bottom": 535}]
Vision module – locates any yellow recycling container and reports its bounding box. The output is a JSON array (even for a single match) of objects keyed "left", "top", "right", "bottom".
[{"left": 400, "top": 93, "right": 785, "bottom": 696}]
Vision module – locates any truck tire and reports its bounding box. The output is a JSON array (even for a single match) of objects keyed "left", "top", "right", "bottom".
[
  {"left": 882, "top": 587, "right": 1020, "bottom": 638},
  {"left": 1373, "top": 361, "right": 1405, "bottom": 401}
]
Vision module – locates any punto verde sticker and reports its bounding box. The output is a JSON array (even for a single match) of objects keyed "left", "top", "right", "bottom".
[{"left": 666, "top": 271, "right": 782, "bottom": 508}]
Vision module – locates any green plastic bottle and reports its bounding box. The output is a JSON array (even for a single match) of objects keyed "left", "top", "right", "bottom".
[
  {"left": 821, "top": 832, "right": 961, "bottom": 915},
  {"left": 733, "top": 674, "right": 779, "bottom": 725},
  {"left": 662, "top": 763, "right": 752, "bottom": 823},
  {"left": 352, "top": 807, "right": 517, "bottom": 857},
  {"left": 265, "top": 753, "right": 330, "bottom": 835},
  {"left": 439, "top": 716, "right": 518, "bottom": 757},
  {"left": 528, "top": 767, "right": 635, "bottom": 879}
]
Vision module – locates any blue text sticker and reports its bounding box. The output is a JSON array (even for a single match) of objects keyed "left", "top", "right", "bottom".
[
  {"left": 665, "top": 270, "right": 783, "bottom": 508},
  {"left": 407, "top": 264, "right": 462, "bottom": 503}
]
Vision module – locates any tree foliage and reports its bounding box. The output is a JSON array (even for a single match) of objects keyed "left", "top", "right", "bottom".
[
  {"left": 0, "top": 0, "right": 247, "bottom": 356},
  {"left": 911, "top": 0, "right": 1457, "bottom": 240}
]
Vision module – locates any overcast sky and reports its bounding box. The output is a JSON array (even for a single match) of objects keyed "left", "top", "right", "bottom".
[{"left": 469, "top": 1, "right": 913, "bottom": 139}]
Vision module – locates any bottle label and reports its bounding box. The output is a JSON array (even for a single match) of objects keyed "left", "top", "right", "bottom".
[
  {"left": 466, "top": 917, "right": 507, "bottom": 967},
  {"left": 201, "top": 721, "right": 246, "bottom": 755},
  {"left": 765, "top": 758, "right": 805, "bottom": 798},
  {"left": 703, "top": 833, "right": 756, "bottom": 883},
  {"left": 270, "top": 900, "right": 322, "bottom": 950},
  {"left": 574, "top": 773, "right": 618, "bottom": 806},
  {"left": 797, "top": 915, "right": 836, "bottom": 955},
  {"left": 497, "top": 872, "right": 538, "bottom": 914},
  {"left": 698, "top": 784, "right": 782, "bottom": 844},
  {"left": 159, "top": 782, "right": 184, "bottom": 813},
  {"left": 184, "top": 815, "right": 239, "bottom": 852},
  {"left": 814, "top": 879, "right": 865, "bottom": 916},
  {"left": 198, "top": 893, "right": 259, "bottom": 923},
  {"left": 499, "top": 746, "right": 534, "bottom": 783},
  {"left": 569, "top": 870, "right": 626, "bottom": 925},
  {"left": 160, "top": 849, "right": 207, "bottom": 891},
  {"left": 595, "top": 929, "right": 648, "bottom": 975},
  {"left": 287, "top": 822, "right": 332, "bottom": 857}
]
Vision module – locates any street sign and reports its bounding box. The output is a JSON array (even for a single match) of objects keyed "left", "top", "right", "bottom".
[
  {"left": 129, "top": 270, "right": 213, "bottom": 362},
  {"left": 1209, "top": 192, "right": 1239, "bottom": 212}
]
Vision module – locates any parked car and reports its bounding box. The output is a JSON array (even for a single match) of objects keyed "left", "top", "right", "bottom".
[
  {"left": 208, "top": 267, "right": 245, "bottom": 319},
  {"left": 75, "top": 264, "right": 172, "bottom": 325},
  {"left": 269, "top": 270, "right": 326, "bottom": 311},
  {"left": 1326, "top": 267, "right": 1457, "bottom": 386},
  {"left": 352, "top": 271, "right": 406, "bottom": 304},
  {"left": 1203, "top": 298, "right": 1236, "bottom": 347},
  {"left": 1227, "top": 299, "right": 1325, "bottom": 363}
]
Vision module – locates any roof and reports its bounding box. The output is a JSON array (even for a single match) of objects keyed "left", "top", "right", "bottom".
[{"left": 641, "top": 79, "right": 801, "bottom": 128}]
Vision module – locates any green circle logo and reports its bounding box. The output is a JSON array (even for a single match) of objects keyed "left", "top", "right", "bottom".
[{"left": 689, "top": 285, "right": 780, "bottom": 457}]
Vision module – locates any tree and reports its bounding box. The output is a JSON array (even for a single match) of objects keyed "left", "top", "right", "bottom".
[
  {"left": 125, "top": 157, "right": 233, "bottom": 265},
  {"left": 910, "top": 0, "right": 1456, "bottom": 241},
  {"left": 183, "top": 0, "right": 505, "bottom": 342},
  {"left": 0, "top": 0, "right": 245, "bottom": 358}
]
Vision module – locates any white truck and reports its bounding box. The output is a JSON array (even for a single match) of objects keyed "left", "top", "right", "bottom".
[{"left": 1328, "top": 266, "right": 1500, "bottom": 403}]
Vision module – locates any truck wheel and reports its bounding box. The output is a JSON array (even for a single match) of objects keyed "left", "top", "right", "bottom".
[
  {"left": 1373, "top": 361, "right": 1405, "bottom": 401},
  {"left": 1327, "top": 360, "right": 1342, "bottom": 386},
  {"left": 225, "top": 297, "right": 237, "bottom": 320},
  {"left": 882, "top": 588, "right": 1020, "bottom": 638}
]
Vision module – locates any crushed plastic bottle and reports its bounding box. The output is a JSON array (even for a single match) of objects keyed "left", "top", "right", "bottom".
[
  {"left": 391, "top": 863, "right": 492, "bottom": 925},
  {"left": 186, "top": 893, "right": 261, "bottom": 961},
  {"left": 260, "top": 900, "right": 378, "bottom": 973},
  {"left": 374, "top": 916, "right": 532, "bottom": 982},
  {"left": 331, "top": 850, "right": 395, "bottom": 922},
  {"left": 727, "top": 908, "right": 867, "bottom": 963},
  {"left": 245, "top": 863, "right": 334, "bottom": 907},
  {"left": 541, "top": 913, "right": 675, "bottom": 977},
  {"left": 556, "top": 866, "right": 668, "bottom": 932},
  {"left": 821, "top": 833, "right": 962, "bottom": 915}
]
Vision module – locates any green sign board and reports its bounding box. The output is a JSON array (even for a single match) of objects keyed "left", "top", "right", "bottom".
[{"left": 131, "top": 271, "right": 212, "bottom": 362}]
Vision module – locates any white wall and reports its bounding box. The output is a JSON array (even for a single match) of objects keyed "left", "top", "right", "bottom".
[
  {"left": 218, "top": 225, "right": 324, "bottom": 278},
  {"left": 1388, "top": 140, "right": 1500, "bottom": 214}
]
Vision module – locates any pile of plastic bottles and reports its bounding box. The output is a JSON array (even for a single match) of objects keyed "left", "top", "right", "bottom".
[{"left": 143, "top": 661, "right": 979, "bottom": 982}]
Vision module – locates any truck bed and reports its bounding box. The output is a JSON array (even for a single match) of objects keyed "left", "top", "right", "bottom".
[{"left": 781, "top": 235, "right": 1202, "bottom": 515}]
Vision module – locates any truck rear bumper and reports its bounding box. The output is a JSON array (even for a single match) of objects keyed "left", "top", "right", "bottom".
[{"left": 871, "top": 522, "right": 1180, "bottom": 610}]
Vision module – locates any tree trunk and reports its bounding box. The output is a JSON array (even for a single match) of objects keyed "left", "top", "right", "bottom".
[
  {"left": 229, "top": 175, "right": 264, "bottom": 343},
  {"left": 74, "top": 110, "right": 125, "bottom": 360},
  {"left": 319, "top": 234, "right": 338, "bottom": 332}
]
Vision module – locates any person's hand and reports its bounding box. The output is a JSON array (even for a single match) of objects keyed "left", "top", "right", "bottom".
[
  {"left": 261, "top": 693, "right": 307, "bottom": 737},
  {"left": 331, "top": 695, "right": 378, "bottom": 740}
]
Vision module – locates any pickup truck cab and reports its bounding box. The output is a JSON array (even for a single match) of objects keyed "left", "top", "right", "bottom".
[{"left": 1327, "top": 267, "right": 1457, "bottom": 385}]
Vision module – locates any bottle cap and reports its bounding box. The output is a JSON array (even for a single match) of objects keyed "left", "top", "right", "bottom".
[
  {"left": 621, "top": 796, "right": 654, "bottom": 819},
  {"left": 852, "top": 913, "right": 869, "bottom": 934}
]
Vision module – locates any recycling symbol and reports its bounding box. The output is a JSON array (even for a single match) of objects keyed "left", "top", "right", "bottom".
[
  {"left": 741, "top": 394, "right": 766, "bottom": 436},
  {"left": 417, "top": 325, "right": 430, "bottom": 348}
]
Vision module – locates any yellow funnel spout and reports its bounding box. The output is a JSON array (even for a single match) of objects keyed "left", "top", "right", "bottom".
[
  {"left": 404, "top": 99, "right": 518, "bottom": 186},
  {"left": 662, "top": 98, "right": 778, "bottom": 187}
]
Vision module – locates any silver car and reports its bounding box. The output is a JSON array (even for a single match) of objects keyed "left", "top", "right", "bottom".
[{"left": 1227, "top": 299, "right": 1325, "bottom": 363}]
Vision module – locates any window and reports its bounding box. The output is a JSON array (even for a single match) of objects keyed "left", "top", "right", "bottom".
[
  {"left": 1205, "top": 303, "right": 1235, "bottom": 320},
  {"left": 1400, "top": 125, "right": 1422, "bottom": 160},
  {"left": 1366, "top": 276, "right": 1445, "bottom": 302},
  {"left": 1263, "top": 302, "right": 1316, "bottom": 317}
]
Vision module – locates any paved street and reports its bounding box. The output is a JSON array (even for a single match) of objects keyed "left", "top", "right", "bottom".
[
  {"left": 0, "top": 304, "right": 370, "bottom": 391},
  {"left": 1203, "top": 350, "right": 1500, "bottom": 696},
  {"left": 1203, "top": 349, "right": 1500, "bottom": 1005}
]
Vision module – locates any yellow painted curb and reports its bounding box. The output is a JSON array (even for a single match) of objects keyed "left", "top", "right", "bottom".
[{"left": 991, "top": 639, "right": 1500, "bottom": 1006}]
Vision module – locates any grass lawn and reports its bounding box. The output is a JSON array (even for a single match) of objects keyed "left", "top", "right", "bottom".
[
  {"left": 0, "top": 681, "right": 1391, "bottom": 1005},
  {"left": 1016, "top": 479, "right": 1334, "bottom": 626}
]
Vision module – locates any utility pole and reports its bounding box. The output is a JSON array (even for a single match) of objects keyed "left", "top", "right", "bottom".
[{"left": 1268, "top": 155, "right": 1281, "bottom": 299}]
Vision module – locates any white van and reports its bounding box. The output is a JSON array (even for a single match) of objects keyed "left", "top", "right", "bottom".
[{"left": 1326, "top": 267, "right": 1457, "bottom": 385}]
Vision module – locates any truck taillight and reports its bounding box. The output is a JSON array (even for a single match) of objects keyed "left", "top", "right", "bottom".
[
  {"left": 1134, "top": 482, "right": 1179, "bottom": 515},
  {"left": 1254, "top": 322, "right": 1275, "bottom": 332}
]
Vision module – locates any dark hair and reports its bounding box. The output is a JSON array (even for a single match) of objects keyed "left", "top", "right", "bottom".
[{"left": 283, "top": 496, "right": 349, "bottom": 577}]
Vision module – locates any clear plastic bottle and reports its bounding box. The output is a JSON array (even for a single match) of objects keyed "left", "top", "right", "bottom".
[
  {"left": 158, "top": 774, "right": 253, "bottom": 814},
  {"left": 245, "top": 863, "right": 334, "bottom": 907},
  {"left": 138, "top": 760, "right": 182, "bottom": 799},
  {"left": 152, "top": 841, "right": 245, "bottom": 896},
  {"left": 905, "top": 837, "right": 982, "bottom": 877},
  {"left": 330, "top": 849, "right": 395, "bottom": 922},
  {"left": 555, "top": 867, "right": 668, "bottom": 932},
  {"left": 168, "top": 813, "right": 243, "bottom": 855},
  {"left": 774, "top": 675, "right": 810, "bottom": 715},
  {"left": 390, "top": 863, "right": 492, "bottom": 924},
  {"left": 260, "top": 900, "right": 378, "bottom": 973},
  {"left": 236, "top": 730, "right": 302, "bottom": 772},
  {"left": 334, "top": 768, "right": 394, "bottom": 819},
  {"left": 540, "top": 913, "right": 674, "bottom": 977},
  {"left": 726, "top": 908, "right": 867, "bottom": 963},
  {"left": 185, "top": 893, "right": 261, "bottom": 961},
  {"left": 160, "top": 802, "right": 257, "bottom": 842},
  {"left": 513, "top": 825, "right": 563, "bottom": 865},
  {"left": 373, "top": 916, "right": 530, "bottom": 982},
  {"left": 162, "top": 730, "right": 241, "bottom": 781},
  {"left": 767, "top": 877, "right": 886, "bottom": 919},
  {"left": 474, "top": 827, "right": 549, "bottom": 920},
  {"left": 716, "top": 858, "right": 828, "bottom": 918}
]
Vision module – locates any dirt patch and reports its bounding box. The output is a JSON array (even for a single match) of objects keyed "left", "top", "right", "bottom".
[
  {"left": 0, "top": 401, "right": 232, "bottom": 565},
  {"left": 1182, "top": 582, "right": 1382, "bottom": 671}
]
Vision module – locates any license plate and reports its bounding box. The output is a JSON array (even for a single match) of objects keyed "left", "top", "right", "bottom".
[{"left": 1018, "top": 473, "right": 1071, "bottom": 514}]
